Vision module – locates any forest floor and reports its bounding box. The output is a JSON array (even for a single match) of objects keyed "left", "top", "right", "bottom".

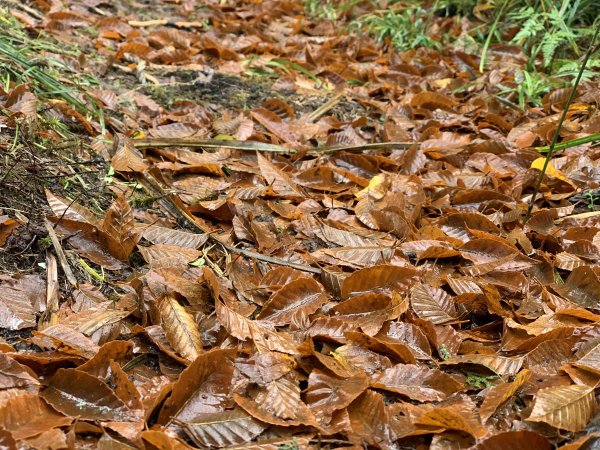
[{"left": 1, "top": 0, "right": 600, "bottom": 449}]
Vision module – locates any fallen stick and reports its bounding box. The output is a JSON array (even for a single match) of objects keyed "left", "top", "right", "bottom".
[
  {"left": 136, "top": 172, "right": 322, "bottom": 274},
  {"left": 44, "top": 219, "right": 78, "bottom": 288},
  {"left": 131, "top": 137, "right": 414, "bottom": 154}
]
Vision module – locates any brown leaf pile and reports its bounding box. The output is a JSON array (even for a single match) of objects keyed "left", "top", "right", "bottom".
[{"left": 2, "top": 0, "right": 600, "bottom": 449}]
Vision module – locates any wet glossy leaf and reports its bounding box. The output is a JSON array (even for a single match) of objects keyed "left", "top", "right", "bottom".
[
  {"left": 305, "top": 369, "right": 369, "bottom": 417},
  {"left": 341, "top": 265, "right": 420, "bottom": 299},
  {"left": 159, "top": 348, "right": 235, "bottom": 424},
  {"left": 41, "top": 368, "right": 137, "bottom": 421},
  {"left": 372, "top": 364, "right": 464, "bottom": 402},
  {"left": 256, "top": 277, "right": 328, "bottom": 325},
  {"left": 527, "top": 385, "right": 594, "bottom": 431}
]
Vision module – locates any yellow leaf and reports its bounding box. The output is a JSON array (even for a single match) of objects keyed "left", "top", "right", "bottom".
[
  {"left": 355, "top": 174, "right": 387, "bottom": 199},
  {"left": 130, "top": 130, "right": 146, "bottom": 139},
  {"left": 530, "top": 157, "right": 572, "bottom": 185}
]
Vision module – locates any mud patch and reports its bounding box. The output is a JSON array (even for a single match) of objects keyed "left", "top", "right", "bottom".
[
  {"left": 0, "top": 126, "right": 111, "bottom": 274},
  {"left": 141, "top": 71, "right": 367, "bottom": 121}
]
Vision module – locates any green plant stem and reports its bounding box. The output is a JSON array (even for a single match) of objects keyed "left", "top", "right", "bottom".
[
  {"left": 525, "top": 25, "right": 599, "bottom": 222},
  {"left": 535, "top": 132, "right": 600, "bottom": 153},
  {"left": 479, "top": 0, "right": 510, "bottom": 73}
]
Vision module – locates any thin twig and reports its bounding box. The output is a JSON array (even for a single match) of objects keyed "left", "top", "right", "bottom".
[
  {"left": 131, "top": 137, "right": 413, "bottom": 154},
  {"left": 136, "top": 172, "right": 322, "bottom": 274},
  {"left": 44, "top": 219, "right": 78, "bottom": 288},
  {"left": 525, "top": 26, "right": 599, "bottom": 222}
]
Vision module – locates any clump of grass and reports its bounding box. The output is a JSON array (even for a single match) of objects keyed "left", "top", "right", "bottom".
[
  {"left": 350, "top": 5, "right": 442, "bottom": 51},
  {"left": 0, "top": 10, "right": 99, "bottom": 117}
]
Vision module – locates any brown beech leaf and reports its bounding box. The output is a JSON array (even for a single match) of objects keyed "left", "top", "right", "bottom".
[
  {"left": 45, "top": 189, "right": 101, "bottom": 227},
  {"left": 138, "top": 244, "right": 202, "bottom": 265},
  {"left": 142, "top": 225, "right": 208, "bottom": 248},
  {"left": 256, "top": 277, "right": 328, "bottom": 326},
  {"left": 0, "top": 215, "right": 21, "bottom": 247},
  {"left": 479, "top": 369, "right": 531, "bottom": 421},
  {"left": 158, "top": 294, "right": 203, "bottom": 362},
  {"left": 182, "top": 408, "right": 268, "bottom": 448},
  {"left": 142, "top": 429, "right": 193, "bottom": 450},
  {"left": 0, "top": 274, "right": 45, "bottom": 330},
  {"left": 41, "top": 368, "right": 138, "bottom": 422},
  {"left": 441, "top": 354, "right": 523, "bottom": 376},
  {"left": 0, "top": 393, "right": 72, "bottom": 440},
  {"left": 215, "top": 300, "right": 297, "bottom": 354},
  {"left": 439, "top": 212, "right": 499, "bottom": 242},
  {"left": 112, "top": 134, "right": 149, "bottom": 173},
  {"left": 411, "top": 91, "right": 457, "bottom": 111},
  {"left": 33, "top": 324, "right": 100, "bottom": 359},
  {"left": 341, "top": 264, "right": 420, "bottom": 299},
  {"left": 410, "top": 283, "right": 458, "bottom": 325},
  {"left": 556, "top": 266, "right": 600, "bottom": 309},
  {"left": 0, "top": 353, "right": 39, "bottom": 389},
  {"left": 305, "top": 369, "right": 369, "bottom": 418},
  {"left": 415, "top": 405, "right": 487, "bottom": 438},
  {"left": 47, "top": 216, "right": 124, "bottom": 270},
  {"left": 527, "top": 385, "right": 594, "bottom": 432},
  {"left": 473, "top": 430, "right": 552, "bottom": 450},
  {"left": 331, "top": 292, "right": 405, "bottom": 336},
  {"left": 101, "top": 194, "right": 137, "bottom": 261},
  {"left": 235, "top": 374, "right": 317, "bottom": 427},
  {"left": 573, "top": 332, "right": 600, "bottom": 374},
  {"left": 257, "top": 153, "right": 305, "bottom": 198},
  {"left": 158, "top": 348, "right": 236, "bottom": 425},
  {"left": 260, "top": 267, "right": 306, "bottom": 289},
  {"left": 372, "top": 364, "right": 464, "bottom": 402},
  {"left": 60, "top": 304, "right": 131, "bottom": 345},
  {"left": 347, "top": 390, "right": 395, "bottom": 448}
]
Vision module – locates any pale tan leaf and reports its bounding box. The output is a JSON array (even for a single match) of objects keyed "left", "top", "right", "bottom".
[
  {"left": 527, "top": 385, "right": 594, "bottom": 431},
  {"left": 159, "top": 295, "right": 203, "bottom": 361},
  {"left": 410, "top": 283, "right": 458, "bottom": 324},
  {"left": 142, "top": 225, "right": 208, "bottom": 248},
  {"left": 112, "top": 134, "right": 149, "bottom": 173},
  {"left": 183, "top": 408, "right": 267, "bottom": 448}
]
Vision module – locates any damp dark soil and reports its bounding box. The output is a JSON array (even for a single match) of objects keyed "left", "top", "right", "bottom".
[
  {"left": 0, "top": 128, "right": 112, "bottom": 274},
  {"left": 140, "top": 71, "right": 367, "bottom": 122}
]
